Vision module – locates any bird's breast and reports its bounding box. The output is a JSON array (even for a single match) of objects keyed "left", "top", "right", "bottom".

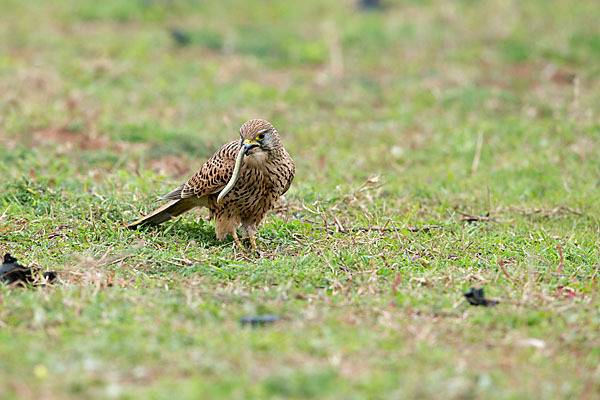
[{"left": 243, "top": 151, "right": 268, "bottom": 169}]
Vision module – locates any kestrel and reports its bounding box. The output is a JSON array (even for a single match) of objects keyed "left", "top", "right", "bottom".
[{"left": 127, "top": 119, "right": 295, "bottom": 251}]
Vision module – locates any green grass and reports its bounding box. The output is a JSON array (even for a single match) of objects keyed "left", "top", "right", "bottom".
[{"left": 1, "top": 0, "right": 600, "bottom": 398}]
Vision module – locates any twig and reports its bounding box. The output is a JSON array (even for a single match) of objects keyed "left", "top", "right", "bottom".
[
  {"left": 406, "top": 225, "right": 443, "bottom": 232},
  {"left": 0, "top": 205, "right": 10, "bottom": 222},
  {"left": 305, "top": 219, "right": 443, "bottom": 235},
  {"left": 332, "top": 214, "right": 346, "bottom": 233},
  {"left": 90, "top": 191, "right": 105, "bottom": 201},
  {"left": 455, "top": 210, "right": 493, "bottom": 223},
  {"left": 162, "top": 258, "right": 187, "bottom": 268}
]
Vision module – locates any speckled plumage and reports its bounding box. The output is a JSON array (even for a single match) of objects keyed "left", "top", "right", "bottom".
[{"left": 128, "top": 119, "right": 295, "bottom": 247}]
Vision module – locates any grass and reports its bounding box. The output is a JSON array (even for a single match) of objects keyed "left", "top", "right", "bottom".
[{"left": 1, "top": 0, "right": 600, "bottom": 398}]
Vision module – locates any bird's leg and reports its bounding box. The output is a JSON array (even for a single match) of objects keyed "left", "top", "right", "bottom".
[
  {"left": 249, "top": 235, "right": 257, "bottom": 252},
  {"left": 232, "top": 230, "right": 244, "bottom": 249}
]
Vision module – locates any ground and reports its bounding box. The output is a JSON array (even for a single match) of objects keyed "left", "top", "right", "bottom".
[{"left": 1, "top": 0, "right": 600, "bottom": 398}]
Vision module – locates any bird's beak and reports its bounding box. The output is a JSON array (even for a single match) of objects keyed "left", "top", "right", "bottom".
[{"left": 243, "top": 139, "right": 259, "bottom": 155}]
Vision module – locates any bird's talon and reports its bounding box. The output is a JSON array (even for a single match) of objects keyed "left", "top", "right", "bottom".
[
  {"left": 232, "top": 231, "right": 245, "bottom": 250},
  {"left": 249, "top": 235, "right": 258, "bottom": 253}
]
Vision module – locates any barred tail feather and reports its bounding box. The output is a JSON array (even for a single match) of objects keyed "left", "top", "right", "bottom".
[{"left": 127, "top": 198, "right": 198, "bottom": 229}]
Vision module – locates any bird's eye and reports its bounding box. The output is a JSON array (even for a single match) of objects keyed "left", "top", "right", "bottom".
[{"left": 257, "top": 133, "right": 265, "bottom": 140}]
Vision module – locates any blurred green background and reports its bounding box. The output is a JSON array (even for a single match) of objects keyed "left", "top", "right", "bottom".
[
  {"left": 1, "top": 0, "right": 599, "bottom": 399},
  {"left": 2, "top": 0, "right": 598, "bottom": 208}
]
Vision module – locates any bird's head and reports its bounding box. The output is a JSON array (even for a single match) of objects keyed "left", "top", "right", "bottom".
[
  {"left": 217, "top": 119, "right": 283, "bottom": 204},
  {"left": 239, "top": 119, "right": 281, "bottom": 160}
]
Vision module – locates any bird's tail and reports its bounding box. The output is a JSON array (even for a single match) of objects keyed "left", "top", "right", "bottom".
[{"left": 127, "top": 198, "right": 199, "bottom": 229}]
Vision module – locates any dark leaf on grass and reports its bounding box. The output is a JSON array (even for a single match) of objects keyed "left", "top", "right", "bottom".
[
  {"left": 358, "top": 0, "right": 382, "bottom": 11},
  {"left": 1, "top": 254, "right": 56, "bottom": 287},
  {"left": 240, "top": 314, "right": 281, "bottom": 326},
  {"left": 169, "top": 27, "right": 191, "bottom": 46},
  {"left": 464, "top": 287, "right": 498, "bottom": 307}
]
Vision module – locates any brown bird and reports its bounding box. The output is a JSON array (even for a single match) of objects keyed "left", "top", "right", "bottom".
[{"left": 128, "top": 119, "right": 295, "bottom": 251}]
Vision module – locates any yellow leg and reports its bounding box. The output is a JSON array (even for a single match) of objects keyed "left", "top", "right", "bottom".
[
  {"left": 249, "top": 235, "right": 257, "bottom": 252},
  {"left": 232, "top": 230, "right": 244, "bottom": 249}
]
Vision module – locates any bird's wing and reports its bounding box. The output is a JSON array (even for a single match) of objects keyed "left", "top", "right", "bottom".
[{"left": 179, "top": 141, "right": 241, "bottom": 199}]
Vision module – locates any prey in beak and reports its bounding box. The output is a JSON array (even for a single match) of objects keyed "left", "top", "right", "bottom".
[
  {"left": 217, "top": 140, "right": 260, "bottom": 204},
  {"left": 217, "top": 134, "right": 267, "bottom": 204}
]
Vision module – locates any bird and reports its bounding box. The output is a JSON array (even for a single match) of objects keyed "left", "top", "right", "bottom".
[{"left": 127, "top": 119, "right": 295, "bottom": 251}]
